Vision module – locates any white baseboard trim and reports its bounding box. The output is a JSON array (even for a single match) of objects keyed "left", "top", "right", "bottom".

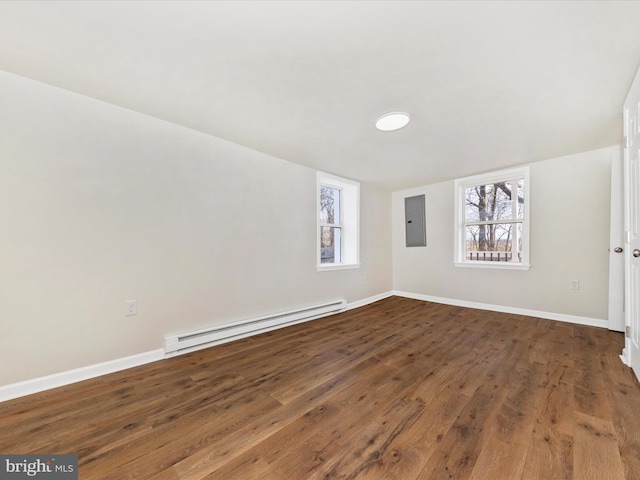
[
  {"left": 392, "top": 290, "right": 609, "bottom": 329},
  {"left": 0, "top": 293, "right": 397, "bottom": 403},
  {"left": 0, "top": 349, "right": 164, "bottom": 403},
  {"left": 620, "top": 348, "right": 630, "bottom": 366},
  {"left": 2, "top": 291, "right": 607, "bottom": 403},
  {"left": 345, "top": 291, "right": 394, "bottom": 311}
]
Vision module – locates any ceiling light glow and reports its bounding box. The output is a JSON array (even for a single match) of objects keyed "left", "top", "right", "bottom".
[{"left": 375, "top": 112, "right": 410, "bottom": 132}]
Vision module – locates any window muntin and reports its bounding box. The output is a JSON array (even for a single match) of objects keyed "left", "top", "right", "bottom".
[{"left": 455, "top": 167, "right": 530, "bottom": 269}]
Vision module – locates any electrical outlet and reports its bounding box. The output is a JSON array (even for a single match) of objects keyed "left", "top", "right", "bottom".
[
  {"left": 125, "top": 300, "right": 137, "bottom": 316},
  {"left": 570, "top": 280, "right": 580, "bottom": 290}
]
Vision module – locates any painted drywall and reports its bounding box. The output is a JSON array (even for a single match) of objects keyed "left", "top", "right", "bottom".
[
  {"left": 392, "top": 147, "right": 615, "bottom": 322},
  {"left": 0, "top": 71, "right": 392, "bottom": 385}
]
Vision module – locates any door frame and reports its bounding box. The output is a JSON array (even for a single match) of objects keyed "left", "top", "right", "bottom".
[{"left": 608, "top": 149, "right": 625, "bottom": 333}]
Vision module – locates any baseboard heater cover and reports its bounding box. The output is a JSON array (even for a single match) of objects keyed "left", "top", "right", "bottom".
[{"left": 164, "top": 299, "right": 346, "bottom": 358}]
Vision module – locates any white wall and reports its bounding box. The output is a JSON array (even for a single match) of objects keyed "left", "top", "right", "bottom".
[
  {"left": 392, "top": 147, "right": 615, "bottom": 322},
  {"left": 0, "top": 71, "right": 392, "bottom": 385},
  {"left": 0, "top": 67, "right": 617, "bottom": 389}
]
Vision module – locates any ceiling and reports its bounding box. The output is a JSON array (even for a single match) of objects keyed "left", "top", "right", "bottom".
[{"left": 1, "top": 1, "right": 639, "bottom": 190}]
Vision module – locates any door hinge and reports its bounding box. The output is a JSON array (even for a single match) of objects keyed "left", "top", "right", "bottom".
[
  {"left": 624, "top": 136, "right": 629, "bottom": 148},
  {"left": 626, "top": 326, "right": 631, "bottom": 337}
]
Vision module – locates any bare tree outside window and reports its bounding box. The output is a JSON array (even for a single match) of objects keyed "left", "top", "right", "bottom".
[
  {"left": 464, "top": 180, "right": 524, "bottom": 262},
  {"left": 320, "top": 186, "right": 341, "bottom": 263}
]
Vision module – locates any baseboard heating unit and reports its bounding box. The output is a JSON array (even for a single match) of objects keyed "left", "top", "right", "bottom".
[{"left": 164, "top": 298, "right": 346, "bottom": 358}]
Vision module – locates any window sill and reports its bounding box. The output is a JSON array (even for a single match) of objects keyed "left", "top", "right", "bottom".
[
  {"left": 454, "top": 261, "right": 531, "bottom": 271},
  {"left": 317, "top": 263, "right": 361, "bottom": 272}
]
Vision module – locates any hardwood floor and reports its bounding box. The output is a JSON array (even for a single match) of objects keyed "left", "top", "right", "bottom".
[{"left": 1, "top": 296, "right": 639, "bottom": 479}]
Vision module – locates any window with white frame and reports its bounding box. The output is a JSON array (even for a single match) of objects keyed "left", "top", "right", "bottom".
[
  {"left": 454, "top": 166, "right": 530, "bottom": 269},
  {"left": 317, "top": 172, "right": 359, "bottom": 270}
]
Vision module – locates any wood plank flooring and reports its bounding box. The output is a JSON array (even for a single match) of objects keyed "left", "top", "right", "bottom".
[{"left": 1, "top": 296, "right": 639, "bottom": 479}]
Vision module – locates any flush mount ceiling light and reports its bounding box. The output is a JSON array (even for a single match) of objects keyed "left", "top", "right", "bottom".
[{"left": 375, "top": 111, "right": 410, "bottom": 132}]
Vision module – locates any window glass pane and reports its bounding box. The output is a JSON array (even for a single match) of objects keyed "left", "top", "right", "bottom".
[
  {"left": 320, "top": 226, "right": 342, "bottom": 264},
  {"left": 465, "top": 186, "right": 481, "bottom": 222},
  {"left": 517, "top": 179, "right": 525, "bottom": 219},
  {"left": 320, "top": 186, "right": 340, "bottom": 224},
  {"left": 495, "top": 182, "right": 514, "bottom": 220},
  {"left": 465, "top": 222, "right": 521, "bottom": 262},
  {"left": 465, "top": 180, "right": 524, "bottom": 222}
]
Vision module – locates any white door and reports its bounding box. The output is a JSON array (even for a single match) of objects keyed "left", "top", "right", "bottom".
[
  {"left": 623, "top": 66, "right": 640, "bottom": 382},
  {"left": 608, "top": 149, "right": 625, "bottom": 332}
]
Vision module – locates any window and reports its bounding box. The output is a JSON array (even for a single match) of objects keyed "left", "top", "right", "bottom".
[
  {"left": 454, "top": 166, "right": 530, "bottom": 269},
  {"left": 320, "top": 185, "right": 342, "bottom": 264},
  {"left": 317, "top": 172, "right": 359, "bottom": 270}
]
